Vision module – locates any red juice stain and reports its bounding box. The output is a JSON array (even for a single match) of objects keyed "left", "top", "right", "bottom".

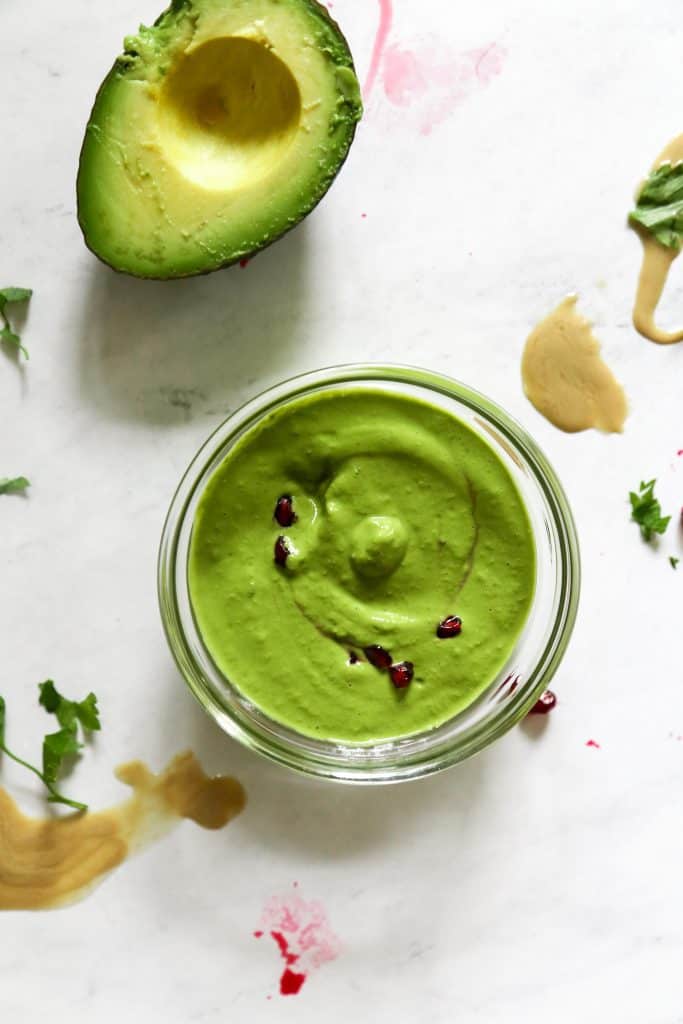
[
  {"left": 677, "top": 450, "right": 683, "bottom": 456},
  {"left": 271, "top": 931, "right": 299, "bottom": 967},
  {"left": 281, "top": 969, "right": 307, "bottom": 996},
  {"left": 254, "top": 930, "right": 263, "bottom": 939},
  {"left": 586, "top": 739, "right": 601, "bottom": 749},
  {"left": 270, "top": 930, "right": 307, "bottom": 995},
  {"left": 255, "top": 889, "right": 341, "bottom": 998}
]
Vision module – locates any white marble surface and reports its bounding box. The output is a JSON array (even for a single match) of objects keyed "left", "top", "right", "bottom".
[{"left": 2, "top": 0, "right": 683, "bottom": 1019}]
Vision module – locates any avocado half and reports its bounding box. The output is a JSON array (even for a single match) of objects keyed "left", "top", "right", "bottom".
[{"left": 77, "top": 0, "right": 362, "bottom": 279}]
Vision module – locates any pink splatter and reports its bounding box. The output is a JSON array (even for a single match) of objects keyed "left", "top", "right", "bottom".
[
  {"left": 364, "top": 1, "right": 506, "bottom": 135},
  {"left": 586, "top": 740, "right": 601, "bottom": 749},
  {"left": 364, "top": 0, "right": 393, "bottom": 97},
  {"left": 383, "top": 44, "right": 428, "bottom": 105},
  {"left": 254, "top": 889, "right": 342, "bottom": 998},
  {"left": 472, "top": 42, "right": 506, "bottom": 84},
  {"left": 384, "top": 40, "right": 506, "bottom": 135},
  {"left": 677, "top": 449, "right": 683, "bottom": 456}
]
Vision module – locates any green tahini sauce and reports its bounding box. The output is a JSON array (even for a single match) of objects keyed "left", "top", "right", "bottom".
[{"left": 188, "top": 388, "right": 536, "bottom": 742}]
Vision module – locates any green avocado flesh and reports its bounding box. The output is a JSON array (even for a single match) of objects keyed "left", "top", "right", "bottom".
[
  {"left": 188, "top": 388, "right": 537, "bottom": 743},
  {"left": 77, "top": 0, "right": 362, "bottom": 278}
]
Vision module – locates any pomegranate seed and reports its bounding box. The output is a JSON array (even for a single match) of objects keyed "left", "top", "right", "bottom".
[
  {"left": 437, "top": 615, "right": 462, "bottom": 638},
  {"left": 389, "top": 662, "right": 414, "bottom": 689},
  {"left": 364, "top": 645, "right": 393, "bottom": 670},
  {"left": 495, "top": 673, "right": 520, "bottom": 697},
  {"left": 274, "top": 536, "right": 290, "bottom": 566},
  {"left": 274, "top": 495, "right": 296, "bottom": 527},
  {"left": 529, "top": 690, "right": 557, "bottom": 715}
]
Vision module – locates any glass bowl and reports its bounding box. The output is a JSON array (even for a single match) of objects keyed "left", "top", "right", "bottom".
[{"left": 158, "top": 364, "right": 580, "bottom": 783}]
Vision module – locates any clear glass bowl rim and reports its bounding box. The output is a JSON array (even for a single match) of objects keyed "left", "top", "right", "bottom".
[{"left": 158, "top": 363, "right": 581, "bottom": 784}]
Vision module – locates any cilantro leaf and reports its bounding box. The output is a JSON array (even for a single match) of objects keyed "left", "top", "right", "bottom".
[
  {"left": 0, "top": 476, "right": 30, "bottom": 495},
  {"left": 0, "top": 696, "right": 7, "bottom": 748},
  {"left": 0, "top": 286, "right": 32, "bottom": 359},
  {"left": 75, "top": 692, "right": 101, "bottom": 732},
  {"left": 42, "top": 726, "right": 82, "bottom": 785},
  {"left": 629, "top": 163, "right": 683, "bottom": 250},
  {"left": 0, "top": 327, "right": 28, "bottom": 359},
  {"left": 39, "top": 680, "right": 101, "bottom": 732},
  {"left": 671, "top": 556, "right": 680, "bottom": 570},
  {"left": 629, "top": 479, "right": 671, "bottom": 542},
  {"left": 0, "top": 683, "right": 102, "bottom": 812},
  {"left": 0, "top": 707, "right": 86, "bottom": 812},
  {"left": 0, "top": 287, "right": 33, "bottom": 305},
  {"left": 37, "top": 679, "right": 61, "bottom": 715}
]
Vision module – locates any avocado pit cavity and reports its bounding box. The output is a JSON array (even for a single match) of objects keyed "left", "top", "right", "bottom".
[{"left": 157, "top": 37, "right": 302, "bottom": 192}]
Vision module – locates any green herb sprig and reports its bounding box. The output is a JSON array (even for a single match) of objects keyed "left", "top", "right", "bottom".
[
  {"left": 629, "top": 479, "right": 671, "bottom": 542},
  {"left": 0, "top": 682, "right": 101, "bottom": 811},
  {"left": 0, "top": 287, "right": 32, "bottom": 359},
  {"left": 629, "top": 163, "right": 683, "bottom": 249},
  {"left": 0, "top": 476, "right": 30, "bottom": 496}
]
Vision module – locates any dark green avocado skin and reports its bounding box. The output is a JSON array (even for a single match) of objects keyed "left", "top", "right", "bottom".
[{"left": 76, "top": 0, "right": 363, "bottom": 280}]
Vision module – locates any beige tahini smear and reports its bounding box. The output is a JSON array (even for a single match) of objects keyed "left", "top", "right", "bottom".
[
  {"left": 632, "top": 134, "right": 683, "bottom": 344},
  {"left": 0, "top": 751, "right": 245, "bottom": 911},
  {"left": 522, "top": 296, "right": 627, "bottom": 433}
]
